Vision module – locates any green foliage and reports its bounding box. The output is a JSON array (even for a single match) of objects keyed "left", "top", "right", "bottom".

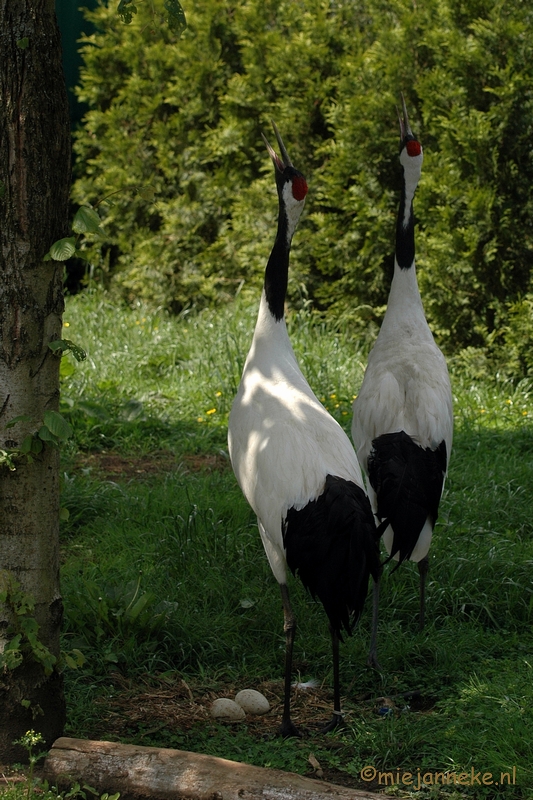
[
  {"left": 43, "top": 205, "right": 106, "bottom": 263},
  {"left": 49, "top": 338, "right": 87, "bottom": 362},
  {"left": 0, "top": 576, "right": 57, "bottom": 676},
  {"left": 5, "top": 729, "right": 119, "bottom": 800},
  {"left": 63, "top": 573, "right": 177, "bottom": 671},
  {"left": 12, "top": 731, "right": 46, "bottom": 800},
  {"left": 118, "top": 0, "right": 186, "bottom": 34},
  {"left": 73, "top": 0, "right": 533, "bottom": 365},
  {"left": 0, "top": 574, "right": 85, "bottom": 679},
  {"left": 0, "top": 406, "right": 75, "bottom": 472}
]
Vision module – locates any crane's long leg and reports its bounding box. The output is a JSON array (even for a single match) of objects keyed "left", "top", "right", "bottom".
[
  {"left": 367, "top": 577, "right": 381, "bottom": 670},
  {"left": 279, "top": 583, "right": 301, "bottom": 738},
  {"left": 418, "top": 555, "right": 429, "bottom": 631},
  {"left": 321, "top": 627, "right": 344, "bottom": 732}
]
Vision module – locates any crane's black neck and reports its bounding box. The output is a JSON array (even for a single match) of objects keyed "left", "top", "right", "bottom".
[
  {"left": 395, "top": 176, "right": 415, "bottom": 271},
  {"left": 264, "top": 207, "right": 290, "bottom": 321}
]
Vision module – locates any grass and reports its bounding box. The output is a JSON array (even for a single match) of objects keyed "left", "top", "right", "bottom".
[{"left": 49, "top": 289, "right": 533, "bottom": 798}]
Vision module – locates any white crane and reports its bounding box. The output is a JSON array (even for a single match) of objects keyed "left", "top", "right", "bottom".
[
  {"left": 228, "top": 123, "right": 380, "bottom": 737},
  {"left": 351, "top": 97, "right": 453, "bottom": 668}
]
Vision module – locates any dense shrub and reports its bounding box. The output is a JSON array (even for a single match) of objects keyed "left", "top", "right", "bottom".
[{"left": 73, "top": 0, "right": 533, "bottom": 361}]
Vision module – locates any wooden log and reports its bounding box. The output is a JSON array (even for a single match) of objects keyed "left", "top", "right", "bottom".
[{"left": 44, "top": 737, "right": 387, "bottom": 800}]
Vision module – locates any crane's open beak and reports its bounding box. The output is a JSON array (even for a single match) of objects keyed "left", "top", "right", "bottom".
[
  {"left": 397, "top": 93, "right": 414, "bottom": 141},
  {"left": 262, "top": 121, "right": 293, "bottom": 172}
]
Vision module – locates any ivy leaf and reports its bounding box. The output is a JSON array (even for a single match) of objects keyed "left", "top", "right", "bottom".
[
  {"left": 164, "top": 0, "right": 187, "bottom": 36},
  {"left": 16, "top": 38, "right": 29, "bottom": 49},
  {"left": 47, "top": 237, "right": 76, "bottom": 262},
  {"left": 72, "top": 206, "right": 105, "bottom": 235},
  {"left": 42, "top": 410, "right": 73, "bottom": 442}
]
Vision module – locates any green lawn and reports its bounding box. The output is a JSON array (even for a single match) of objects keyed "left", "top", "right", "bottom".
[{"left": 57, "top": 290, "right": 533, "bottom": 798}]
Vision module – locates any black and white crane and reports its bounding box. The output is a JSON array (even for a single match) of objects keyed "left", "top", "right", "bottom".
[
  {"left": 228, "top": 123, "right": 380, "bottom": 737},
  {"left": 351, "top": 98, "right": 453, "bottom": 668}
]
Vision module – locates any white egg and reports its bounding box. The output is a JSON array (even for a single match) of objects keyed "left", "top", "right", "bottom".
[
  {"left": 234, "top": 689, "right": 270, "bottom": 715},
  {"left": 210, "top": 698, "right": 246, "bottom": 722}
]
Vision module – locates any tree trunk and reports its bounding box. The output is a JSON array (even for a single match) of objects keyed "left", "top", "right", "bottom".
[
  {"left": 0, "top": 0, "right": 70, "bottom": 762},
  {"left": 45, "top": 738, "right": 387, "bottom": 800}
]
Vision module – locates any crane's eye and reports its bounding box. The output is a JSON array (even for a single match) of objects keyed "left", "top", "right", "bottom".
[
  {"left": 406, "top": 140, "right": 422, "bottom": 157},
  {"left": 292, "top": 176, "right": 308, "bottom": 201}
]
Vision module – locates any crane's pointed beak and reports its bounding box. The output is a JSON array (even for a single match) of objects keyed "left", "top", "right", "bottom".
[
  {"left": 397, "top": 93, "right": 414, "bottom": 141},
  {"left": 262, "top": 120, "right": 293, "bottom": 171}
]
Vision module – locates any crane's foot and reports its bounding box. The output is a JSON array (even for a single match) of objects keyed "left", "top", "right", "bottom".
[
  {"left": 279, "top": 718, "right": 302, "bottom": 739},
  {"left": 320, "top": 712, "right": 345, "bottom": 734}
]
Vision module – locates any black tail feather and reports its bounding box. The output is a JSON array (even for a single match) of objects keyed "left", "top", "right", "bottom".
[
  {"left": 283, "top": 475, "right": 380, "bottom": 638},
  {"left": 367, "top": 430, "right": 447, "bottom": 564}
]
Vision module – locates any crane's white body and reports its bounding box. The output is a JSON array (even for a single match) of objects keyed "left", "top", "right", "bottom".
[
  {"left": 229, "top": 292, "right": 366, "bottom": 584},
  {"left": 352, "top": 260, "right": 453, "bottom": 561},
  {"left": 352, "top": 138, "right": 453, "bottom": 564}
]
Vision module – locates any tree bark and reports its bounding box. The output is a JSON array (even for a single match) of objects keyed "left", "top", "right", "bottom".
[{"left": 0, "top": 0, "right": 70, "bottom": 761}]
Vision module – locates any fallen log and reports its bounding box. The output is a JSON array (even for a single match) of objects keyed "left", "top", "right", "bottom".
[{"left": 44, "top": 737, "right": 386, "bottom": 800}]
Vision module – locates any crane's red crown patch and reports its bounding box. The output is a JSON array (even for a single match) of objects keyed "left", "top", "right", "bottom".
[
  {"left": 406, "top": 140, "right": 422, "bottom": 157},
  {"left": 292, "top": 176, "right": 308, "bottom": 201}
]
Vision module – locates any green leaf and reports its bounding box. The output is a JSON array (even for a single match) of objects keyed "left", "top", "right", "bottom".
[
  {"left": 164, "top": 0, "right": 187, "bottom": 35},
  {"left": 59, "top": 507, "right": 70, "bottom": 521},
  {"left": 127, "top": 593, "right": 152, "bottom": 622},
  {"left": 5, "top": 634, "right": 22, "bottom": 651},
  {"left": 31, "top": 437, "right": 43, "bottom": 454},
  {"left": 74, "top": 249, "right": 90, "bottom": 261},
  {"left": 63, "top": 340, "right": 87, "bottom": 362},
  {"left": 42, "top": 410, "right": 73, "bottom": 441},
  {"left": 20, "top": 617, "right": 39, "bottom": 637},
  {"left": 16, "top": 38, "right": 29, "bottom": 49},
  {"left": 20, "top": 435, "right": 34, "bottom": 455},
  {"left": 48, "top": 340, "right": 69, "bottom": 354},
  {"left": 2, "top": 648, "right": 22, "bottom": 670},
  {"left": 5, "top": 414, "right": 32, "bottom": 429},
  {"left": 72, "top": 206, "right": 105, "bottom": 235},
  {"left": 37, "top": 425, "right": 58, "bottom": 445},
  {"left": 49, "top": 339, "right": 87, "bottom": 362},
  {"left": 48, "top": 237, "right": 76, "bottom": 262}
]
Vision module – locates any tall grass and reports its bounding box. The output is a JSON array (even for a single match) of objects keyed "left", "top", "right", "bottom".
[{"left": 60, "top": 290, "right": 533, "bottom": 797}]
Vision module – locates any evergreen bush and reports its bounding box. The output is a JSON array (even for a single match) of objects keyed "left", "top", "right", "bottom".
[{"left": 73, "top": 0, "right": 533, "bottom": 364}]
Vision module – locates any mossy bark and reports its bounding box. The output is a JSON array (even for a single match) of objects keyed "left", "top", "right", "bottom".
[{"left": 0, "top": 0, "right": 70, "bottom": 762}]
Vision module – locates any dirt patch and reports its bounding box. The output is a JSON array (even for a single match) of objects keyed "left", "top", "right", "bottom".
[{"left": 73, "top": 451, "right": 229, "bottom": 480}]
